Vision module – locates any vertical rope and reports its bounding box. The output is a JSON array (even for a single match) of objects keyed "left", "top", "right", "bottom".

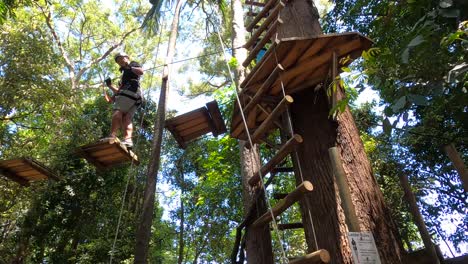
[
  {"left": 272, "top": 26, "right": 320, "bottom": 250},
  {"left": 212, "top": 10, "right": 289, "bottom": 263}
]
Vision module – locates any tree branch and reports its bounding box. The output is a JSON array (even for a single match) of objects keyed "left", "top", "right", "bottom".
[
  {"left": 75, "top": 27, "right": 140, "bottom": 84},
  {"left": 37, "top": 3, "right": 74, "bottom": 74}
]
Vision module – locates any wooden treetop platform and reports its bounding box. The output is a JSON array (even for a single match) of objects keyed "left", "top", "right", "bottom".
[
  {"left": 0, "top": 158, "right": 60, "bottom": 186},
  {"left": 231, "top": 32, "right": 373, "bottom": 140},
  {"left": 166, "top": 100, "right": 227, "bottom": 149},
  {"left": 76, "top": 137, "right": 139, "bottom": 170}
]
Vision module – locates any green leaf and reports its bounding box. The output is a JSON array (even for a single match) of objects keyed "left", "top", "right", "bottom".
[
  {"left": 392, "top": 96, "right": 406, "bottom": 113},
  {"left": 402, "top": 48, "right": 410, "bottom": 64},
  {"left": 439, "top": 8, "right": 460, "bottom": 18},
  {"left": 342, "top": 67, "right": 351, "bottom": 73},
  {"left": 408, "top": 35, "right": 425, "bottom": 47},
  {"left": 229, "top": 57, "right": 238, "bottom": 68},
  {"left": 439, "top": 0, "right": 453, "bottom": 8},
  {"left": 408, "top": 94, "right": 429, "bottom": 106},
  {"left": 383, "top": 118, "right": 392, "bottom": 135}
]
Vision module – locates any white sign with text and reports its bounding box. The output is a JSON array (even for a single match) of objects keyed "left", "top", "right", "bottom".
[{"left": 348, "top": 232, "right": 381, "bottom": 264}]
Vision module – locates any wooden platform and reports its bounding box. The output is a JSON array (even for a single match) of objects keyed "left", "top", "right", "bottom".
[
  {"left": 231, "top": 32, "right": 373, "bottom": 140},
  {"left": 0, "top": 158, "right": 60, "bottom": 186},
  {"left": 166, "top": 100, "right": 227, "bottom": 149},
  {"left": 76, "top": 138, "right": 139, "bottom": 169}
]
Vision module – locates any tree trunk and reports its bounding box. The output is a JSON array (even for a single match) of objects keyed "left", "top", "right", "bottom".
[
  {"left": 273, "top": 0, "right": 403, "bottom": 263},
  {"left": 398, "top": 173, "right": 440, "bottom": 264},
  {"left": 178, "top": 167, "right": 185, "bottom": 264},
  {"left": 134, "top": 0, "right": 184, "bottom": 262},
  {"left": 291, "top": 88, "right": 403, "bottom": 263},
  {"left": 443, "top": 143, "right": 468, "bottom": 193},
  {"left": 232, "top": 0, "right": 274, "bottom": 262}
]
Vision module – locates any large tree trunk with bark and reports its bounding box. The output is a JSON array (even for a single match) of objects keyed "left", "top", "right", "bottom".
[
  {"left": 232, "top": 0, "right": 274, "bottom": 262},
  {"left": 134, "top": 0, "right": 184, "bottom": 262},
  {"left": 280, "top": 0, "right": 403, "bottom": 263}
]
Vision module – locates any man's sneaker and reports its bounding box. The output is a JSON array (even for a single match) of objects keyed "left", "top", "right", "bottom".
[
  {"left": 100, "top": 135, "right": 117, "bottom": 142},
  {"left": 122, "top": 138, "right": 133, "bottom": 149}
]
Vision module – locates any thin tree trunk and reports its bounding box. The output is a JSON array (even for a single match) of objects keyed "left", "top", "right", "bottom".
[
  {"left": 134, "top": 0, "right": 184, "bottom": 262},
  {"left": 178, "top": 170, "right": 185, "bottom": 264},
  {"left": 443, "top": 143, "right": 468, "bottom": 193},
  {"left": 232, "top": 0, "right": 274, "bottom": 263},
  {"left": 398, "top": 173, "right": 440, "bottom": 264}
]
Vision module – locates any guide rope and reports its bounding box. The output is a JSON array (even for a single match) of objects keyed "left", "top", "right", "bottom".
[{"left": 212, "top": 8, "right": 289, "bottom": 264}]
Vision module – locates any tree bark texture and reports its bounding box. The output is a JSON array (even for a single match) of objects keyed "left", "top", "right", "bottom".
[
  {"left": 270, "top": 0, "right": 403, "bottom": 262},
  {"left": 134, "top": 0, "right": 183, "bottom": 262},
  {"left": 276, "top": 0, "right": 322, "bottom": 39},
  {"left": 290, "top": 88, "right": 403, "bottom": 263},
  {"left": 443, "top": 143, "right": 468, "bottom": 193},
  {"left": 240, "top": 143, "right": 275, "bottom": 264},
  {"left": 233, "top": 0, "right": 274, "bottom": 262}
]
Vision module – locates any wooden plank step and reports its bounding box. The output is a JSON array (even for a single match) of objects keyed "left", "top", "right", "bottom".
[
  {"left": 245, "top": 1, "right": 266, "bottom": 7},
  {"left": 289, "top": 249, "right": 331, "bottom": 264},
  {"left": 244, "top": 18, "right": 283, "bottom": 67},
  {"left": 243, "top": 1, "right": 285, "bottom": 51},
  {"left": 165, "top": 100, "right": 227, "bottom": 149},
  {"left": 76, "top": 137, "right": 139, "bottom": 170},
  {"left": 252, "top": 181, "right": 313, "bottom": 227},
  {"left": 275, "top": 222, "right": 304, "bottom": 230},
  {"left": 246, "top": 0, "right": 278, "bottom": 32},
  {"left": 206, "top": 100, "right": 227, "bottom": 136},
  {"left": 250, "top": 95, "right": 293, "bottom": 145},
  {"left": 0, "top": 158, "right": 60, "bottom": 186},
  {"left": 249, "top": 134, "right": 303, "bottom": 186}
]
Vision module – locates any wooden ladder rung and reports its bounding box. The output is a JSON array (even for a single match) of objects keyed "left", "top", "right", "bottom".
[
  {"left": 246, "top": 0, "right": 278, "bottom": 32},
  {"left": 250, "top": 95, "right": 293, "bottom": 145},
  {"left": 289, "top": 249, "right": 331, "bottom": 264},
  {"left": 244, "top": 17, "right": 283, "bottom": 64},
  {"left": 243, "top": 1, "right": 285, "bottom": 51},
  {"left": 272, "top": 167, "right": 294, "bottom": 173},
  {"left": 245, "top": 0, "right": 266, "bottom": 7},
  {"left": 249, "top": 134, "right": 302, "bottom": 186},
  {"left": 231, "top": 65, "right": 284, "bottom": 138},
  {"left": 242, "top": 64, "right": 284, "bottom": 115},
  {"left": 240, "top": 39, "right": 278, "bottom": 89},
  {"left": 252, "top": 181, "right": 313, "bottom": 227},
  {"left": 275, "top": 222, "right": 304, "bottom": 230}
]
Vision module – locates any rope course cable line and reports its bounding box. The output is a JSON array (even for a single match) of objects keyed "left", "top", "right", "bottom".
[{"left": 211, "top": 8, "right": 290, "bottom": 264}]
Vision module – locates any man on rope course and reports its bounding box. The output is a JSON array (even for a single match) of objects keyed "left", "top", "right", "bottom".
[{"left": 103, "top": 52, "right": 144, "bottom": 149}]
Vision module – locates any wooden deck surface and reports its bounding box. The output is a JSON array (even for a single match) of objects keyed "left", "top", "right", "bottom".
[{"left": 231, "top": 32, "right": 373, "bottom": 140}]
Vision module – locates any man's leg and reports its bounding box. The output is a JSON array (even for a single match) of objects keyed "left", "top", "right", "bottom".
[
  {"left": 111, "top": 110, "right": 123, "bottom": 137},
  {"left": 123, "top": 112, "right": 133, "bottom": 141}
]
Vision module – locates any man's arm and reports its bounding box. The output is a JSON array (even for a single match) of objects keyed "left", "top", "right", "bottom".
[
  {"left": 130, "top": 66, "right": 144, "bottom": 76},
  {"left": 105, "top": 78, "right": 119, "bottom": 93},
  {"left": 129, "top": 61, "right": 144, "bottom": 76},
  {"left": 107, "top": 83, "right": 119, "bottom": 93}
]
